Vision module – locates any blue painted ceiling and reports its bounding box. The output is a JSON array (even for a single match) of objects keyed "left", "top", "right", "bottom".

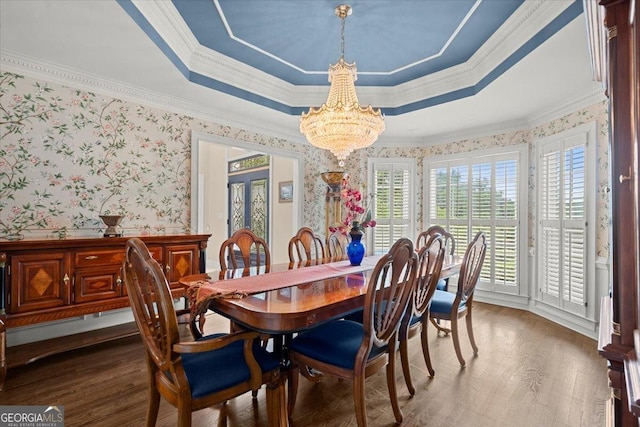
[
  {"left": 118, "top": 0, "right": 584, "bottom": 115},
  {"left": 171, "top": 0, "right": 524, "bottom": 86}
]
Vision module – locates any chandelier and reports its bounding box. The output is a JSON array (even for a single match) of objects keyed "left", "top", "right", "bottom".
[{"left": 300, "top": 4, "right": 385, "bottom": 167}]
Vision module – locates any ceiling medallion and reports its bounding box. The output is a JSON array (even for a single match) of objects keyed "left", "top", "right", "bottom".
[{"left": 299, "top": 4, "right": 385, "bottom": 167}]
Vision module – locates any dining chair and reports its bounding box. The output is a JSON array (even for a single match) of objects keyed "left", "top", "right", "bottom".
[
  {"left": 220, "top": 228, "right": 271, "bottom": 277},
  {"left": 122, "top": 238, "right": 285, "bottom": 427},
  {"left": 429, "top": 231, "right": 487, "bottom": 367},
  {"left": 416, "top": 225, "right": 455, "bottom": 291},
  {"left": 219, "top": 228, "right": 273, "bottom": 353},
  {"left": 288, "top": 226, "right": 326, "bottom": 264},
  {"left": 186, "top": 228, "right": 269, "bottom": 340},
  {"left": 399, "top": 235, "right": 445, "bottom": 395},
  {"left": 327, "top": 231, "right": 347, "bottom": 258},
  {"left": 287, "top": 237, "right": 419, "bottom": 427}
]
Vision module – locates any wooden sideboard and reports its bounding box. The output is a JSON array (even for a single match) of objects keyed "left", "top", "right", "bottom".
[{"left": 0, "top": 234, "right": 211, "bottom": 390}]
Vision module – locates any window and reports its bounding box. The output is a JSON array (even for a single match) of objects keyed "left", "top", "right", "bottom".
[
  {"left": 537, "top": 127, "right": 595, "bottom": 318},
  {"left": 368, "top": 159, "right": 415, "bottom": 255},
  {"left": 425, "top": 146, "right": 527, "bottom": 295}
]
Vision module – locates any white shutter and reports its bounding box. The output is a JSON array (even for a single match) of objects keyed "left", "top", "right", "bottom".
[
  {"left": 540, "top": 148, "right": 562, "bottom": 303},
  {"left": 424, "top": 149, "right": 523, "bottom": 294},
  {"left": 471, "top": 162, "right": 492, "bottom": 283},
  {"left": 429, "top": 166, "right": 447, "bottom": 222},
  {"left": 371, "top": 160, "right": 414, "bottom": 255},
  {"left": 374, "top": 168, "right": 392, "bottom": 253},
  {"left": 494, "top": 159, "right": 518, "bottom": 287},
  {"left": 538, "top": 134, "right": 588, "bottom": 316},
  {"left": 541, "top": 226, "right": 561, "bottom": 298}
]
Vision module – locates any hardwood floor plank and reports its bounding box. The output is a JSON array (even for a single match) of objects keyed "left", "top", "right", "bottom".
[{"left": 1, "top": 303, "right": 608, "bottom": 426}]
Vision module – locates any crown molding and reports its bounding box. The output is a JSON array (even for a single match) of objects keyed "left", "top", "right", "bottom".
[
  {"left": 0, "top": 50, "right": 306, "bottom": 145},
  {"left": 1, "top": 44, "right": 604, "bottom": 153},
  {"left": 379, "top": 118, "right": 530, "bottom": 148},
  {"left": 527, "top": 87, "right": 607, "bottom": 127},
  {"left": 124, "top": 0, "right": 581, "bottom": 111},
  {"left": 388, "top": 1, "right": 575, "bottom": 107},
  {"left": 378, "top": 86, "right": 607, "bottom": 148},
  {"left": 131, "top": 0, "right": 298, "bottom": 105}
]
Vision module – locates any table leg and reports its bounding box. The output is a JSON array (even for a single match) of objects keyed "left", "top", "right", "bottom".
[{"left": 266, "top": 369, "right": 288, "bottom": 427}]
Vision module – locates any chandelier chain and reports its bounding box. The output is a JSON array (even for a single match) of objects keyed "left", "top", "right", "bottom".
[{"left": 340, "top": 12, "right": 345, "bottom": 59}]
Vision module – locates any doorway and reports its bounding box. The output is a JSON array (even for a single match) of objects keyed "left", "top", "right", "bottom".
[
  {"left": 227, "top": 155, "right": 269, "bottom": 241},
  {"left": 190, "top": 131, "right": 304, "bottom": 271}
]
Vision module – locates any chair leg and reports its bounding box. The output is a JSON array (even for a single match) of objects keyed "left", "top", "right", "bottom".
[
  {"left": 353, "top": 374, "right": 368, "bottom": 427},
  {"left": 466, "top": 310, "right": 478, "bottom": 355},
  {"left": 420, "top": 321, "right": 435, "bottom": 377},
  {"left": 145, "top": 369, "right": 160, "bottom": 427},
  {"left": 146, "top": 387, "right": 161, "bottom": 427},
  {"left": 386, "top": 346, "right": 404, "bottom": 424},
  {"left": 287, "top": 364, "right": 300, "bottom": 418},
  {"left": 399, "top": 336, "right": 415, "bottom": 396},
  {"left": 176, "top": 402, "right": 192, "bottom": 427},
  {"left": 450, "top": 316, "right": 466, "bottom": 367}
]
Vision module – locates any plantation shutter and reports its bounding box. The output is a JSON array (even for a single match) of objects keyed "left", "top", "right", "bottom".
[
  {"left": 426, "top": 150, "right": 521, "bottom": 294},
  {"left": 539, "top": 135, "right": 587, "bottom": 316},
  {"left": 449, "top": 164, "right": 469, "bottom": 256},
  {"left": 493, "top": 159, "right": 518, "bottom": 287},
  {"left": 372, "top": 162, "right": 412, "bottom": 255}
]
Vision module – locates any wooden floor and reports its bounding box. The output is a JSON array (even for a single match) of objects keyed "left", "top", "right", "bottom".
[{"left": 2, "top": 303, "right": 609, "bottom": 427}]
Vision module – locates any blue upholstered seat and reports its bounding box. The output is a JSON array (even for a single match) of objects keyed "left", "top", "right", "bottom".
[
  {"left": 182, "top": 333, "right": 280, "bottom": 398},
  {"left": 436, "top": 278, "right": 447, "bottom": 291},
  {"left": 288, "top": 320, "right": 386, "bottom": 370},
  {"left": 429, "top": 289, "right": 466, "bottom": 315}
]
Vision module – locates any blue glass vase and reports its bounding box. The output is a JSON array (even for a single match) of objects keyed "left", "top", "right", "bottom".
[{"left": 347, "top": 221, "right": 366, "bottom": 266}]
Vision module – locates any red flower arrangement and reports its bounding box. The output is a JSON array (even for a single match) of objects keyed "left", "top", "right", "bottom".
[{"left": 329, "top": 174, "right": 376, "bottom": 236}]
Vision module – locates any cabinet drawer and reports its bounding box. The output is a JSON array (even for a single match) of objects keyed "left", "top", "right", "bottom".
[
  {"left": 75, "top": 246, "right": 162, "bottom": 268},
  {"left": 74, "top": 268, "right": 123, "bottom": 303}
]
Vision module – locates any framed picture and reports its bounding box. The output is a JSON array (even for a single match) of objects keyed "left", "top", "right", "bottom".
[{"left": 279, "top": 181, "right": 293, "bottom": 203}]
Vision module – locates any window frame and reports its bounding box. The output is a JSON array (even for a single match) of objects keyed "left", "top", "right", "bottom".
[{"left": 423, "top": 144, "right": 528, "bottom": 296}]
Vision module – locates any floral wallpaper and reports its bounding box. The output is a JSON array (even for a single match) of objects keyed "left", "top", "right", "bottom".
[
  {"left": 0, "top": 72, "right": 333, "bottom": 240},
  {"left": 0, "top": 71, "right": 609, "bottom": 260}
]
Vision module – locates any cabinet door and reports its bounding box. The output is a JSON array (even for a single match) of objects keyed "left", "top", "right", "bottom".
[
  {"left": 73, "top": 267, "right": 123, "bottom": 303},
  {"left": 10, "top": 252, "right": 71, "bottom": 313},
  {"left": 164, "top": 244, "right": 199, "bottom": 287}
]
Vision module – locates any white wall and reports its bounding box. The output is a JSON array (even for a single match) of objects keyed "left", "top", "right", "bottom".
[
  {"left": 199, "top": 142, "right": 229, "bottom": 273},
  {"left": 271, "top": 156, "right": 296, "bottom": 263}
]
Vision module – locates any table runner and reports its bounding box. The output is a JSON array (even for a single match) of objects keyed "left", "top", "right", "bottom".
[{"left": 187, "top": 256, "right": 381, "bottom": 318}]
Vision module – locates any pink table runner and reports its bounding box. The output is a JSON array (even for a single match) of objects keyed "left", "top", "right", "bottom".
[{"left": 188, "top": 256, "right": 381, "bottom": 317}]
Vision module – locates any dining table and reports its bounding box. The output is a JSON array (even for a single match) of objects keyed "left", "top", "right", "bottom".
[
  {"left": 180, "top": 253, "right": 462, "bottom": 345},
  {"left": 179, "top": 254, "right": 461, "bottom": 426}
]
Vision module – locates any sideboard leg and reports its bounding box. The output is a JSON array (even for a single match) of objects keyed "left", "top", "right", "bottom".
[{"left": 0, "top": 318, "right": 6, "bottom": 391}]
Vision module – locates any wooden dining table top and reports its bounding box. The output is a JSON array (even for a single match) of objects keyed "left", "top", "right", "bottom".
[{"left": 180, "top": 254, "right": 462, "bottom": 335}]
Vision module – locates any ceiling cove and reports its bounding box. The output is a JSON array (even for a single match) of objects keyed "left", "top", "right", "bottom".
[{"left": 117, "top": 0, "right": 584, "bottom": 116}]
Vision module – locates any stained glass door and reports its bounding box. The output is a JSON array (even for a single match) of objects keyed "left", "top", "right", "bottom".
[{"left": 228, "top": 169, "right": 269, "bottom": 242}]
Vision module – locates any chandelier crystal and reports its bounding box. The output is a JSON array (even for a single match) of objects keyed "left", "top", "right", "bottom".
[{"left": 300, "top": 4, "right": 385, "bottom": 167}]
